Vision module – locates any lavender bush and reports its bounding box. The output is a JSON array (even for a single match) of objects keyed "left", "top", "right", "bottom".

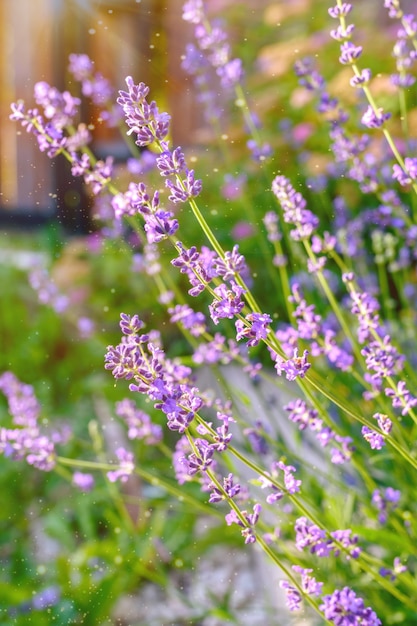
[{"left": 3, "top": 0, "right": 417, "bottom": 623}]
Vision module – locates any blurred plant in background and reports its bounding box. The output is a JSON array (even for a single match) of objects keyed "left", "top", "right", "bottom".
[{"left": 2, "top": 0, "right": 417, "bottom": 624}]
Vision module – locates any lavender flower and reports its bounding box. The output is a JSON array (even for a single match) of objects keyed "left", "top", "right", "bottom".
[
  {"left": 107, "top": 447, "right": 135, "bottom": 483},
  {"left": 295, "top": 517, "right": 360, "bottom": 560},
  {"left": 187, "top": 438, "right": 215, "bottom": 475},
  {"left": 274, "top": 349, "right": 311, "bottom": 381},
  {"left": 392, "top": 157, "right": 417, "bottom": 186},
  {"left": 209, "top": 281, "right": 246, "bottom": 324},
  {"left": 117, "top": 77, "right": 170, "bottom": 147},
  {"left": 292, "top": 565, "right": 323, "bottom": 597},
  {"left": 168, "top": 304, "right": 207, "bottom": 336},
  {"left": 385, "top": 381, "right": 417, "bottom": 416},
  {"left": 73, "top": 472, "right": 95, "bottom": 492},
  {"left": 225, "top": 503, "right": 261, "bottom": 544},
  {"left": 379, "top": 557, "right": 407, "bottom": 581},
  {"left": 284, "top": 399, "right": 322, "bottom": 431},
  {"left": 271, "top": 175, "right": 318, "bottom": 241},
  {"left": 320, "top": 587, "right": 381, "bottom": 625},
  {"left": 0, "top": 372, "right": 57, "bottom": 471},
  {"left": 115, "top": 398, "right": 162, "bottom": 444},
  {"left": 361, "top": 426, "right": 385, "bottom": 450},
  {"left": 208, "top": 473, "right": 241, "bottom": 503},
  {"left": 361, "top": 106, "right": 391, "bottom": 129},
  {"left": 235, "top": 312, "right": 272, "bottom": 347},
  {"left": 279, "top": 581, "right": 302, "bottom": 612},
  {"left": 372, "top": 487, "right": 401, "bottom": 524},
  {"left": 106, "top": 314, "right": 204, "bottom": 433}
]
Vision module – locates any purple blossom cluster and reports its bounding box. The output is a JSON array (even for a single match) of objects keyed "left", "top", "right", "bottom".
[
  {"left": 343, "top": 273, "right": 416, "bottom": 417},
  {"left": 271, "top": 175, "right": 319, "bottom": 241},
  {"left": 372, "top": 487, "right": 401, "bottom": 524},
  {"left": 181, "top": 0, "right": 270, "bottom": 160},
  {"left": 295, "top": 516, "right": 361, "bottom": 560},
  {"left": 68, "top": 53, "right": 122, "bottom": 126},
  {"left": 182, "top": 0, "right": 243, "bottom": 94},
  {"left": 115, "top": 398, "right": 163, "bottom": 444},
  {"left": 280, "top": 566, "right": 323, "bottom": 612},
  {"left": 0, "top": 372, "right": 65, "bottom": 471},
  {"left": 10, "top": 94, "right": 78, "bottom": 159},
  {"left": 107, "top": 447, "right": 135, "bottom": 483},
  {"left": 328, "top": 2, "right": 391, "bottom": 131},
  {"left": 284, "top": 398, "right": 354, "bottom": 465},
  {"left": 294, "top": 55, "right": 395, "bottom": 197},
  {"left": 258, "top": 460, "right": 302, "bottom": 504},
  {"left": 385, "top": 3, "right": 417, "bottom": 89},
  {"left": 320, "top": 586, "right": 381, "bottom": 625},
  {"left": 105, "top": 313, "right": 203, "bottom": 434},
  {"left": 225, "top": 502, "right": 261, "bottom": 544}
]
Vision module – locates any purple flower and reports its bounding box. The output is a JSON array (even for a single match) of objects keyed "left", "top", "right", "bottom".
[
  {"left": 119, "top": 313, "right": 145, "bottom": 336},
  {"left": 213, "top": 245, "right": 248, "bottom": 282},
  {"left": 217, "top": 58, "right": 243, "bottom": 88},
  {"left": 292, "top": 565, "right": 323, "bottom": 597},
  {"left": 361, "top": 426, "right": 385, "bottom": 450},
  {"left": 68, "top": 53, "right": 94, "bottom": 80},
  {"left": 350, "top": 68, "right": 372, "bottom": 87},
  {"left": 320, "top": 587, "right": 381, "bottom": 625},
  {"left": 107, "top": 447, "right": 135, "bottom": 483},
  {"left": 33, "top": 80, "right": 80, "bottom": 126},
  {"left": 339, "top": 41, "right": 363, "bottom": 65},
  {"left": 274, "top": 349, "right": 311, "bottom": 381},
  {"left": 209, "top": 473, "right": 240, "bottom": 503},
  {"left": 84, "top": 156, "right": 114, "bottom": 195},
  {"left": 330, "top": 434, "right": 354, "bottom": 465},
  {"left": 361, "top": 106, "right": 391, "bottom": 129},
  {"left": 212, "top": 421, "right": 233, "bottom": 452},
  {"left": 192, "top": 333, "right": 240, "bottom": 365},
  {"left": 328, "top": 3, "right": 352, "bottom": 19},
  {"left": 361, "top": 335, "right": 405, "bottom": 383},
  {"left": 169, "top": 304, "right": 207, "bottom": 336},
  {"left": 182, "top": 0, "right": 204, "bottom": 24},
  {"left": 117, "top": 76, "right": 170, "bottom": 146},
  {"left": 279, "top": 581, "right": 302, "bottom": 612},
  {"left": 330, "top": 22, "right": 355, "bottom": 41},
  {"left": 373, "top": 412, "right": 392, "bottom": 434},
  {"left": 32, "top": 586, "right": 61, "bottom": 610},
  {"left": 372, "top": 487, "right": 401, "bottom": 524},
  {"left": 294, "top": 517, "right": 326, "bottom": 551},
  {"left": 244, "top": 422, "right": 269, "bottom": 455},
  {"left": 247, "top": 139, "right": 272, "bottom": 161},
  {"left": 165, "top": 169, "right": 202, "bottom": 203},
  {"left": 115, "top": 398, "right": 162, "bottom": 444},
  {"left": 0, "top": 372, "right": 57, "bottom": 471},
  {"left": 271, "top": 175, "right": 318, "bottom": 240},
  {"left": 144, "top": 210, "right": 179, "bottom": 243},
  {"left": 380, "top": 557, "right": 407, "bottom": 581},
  {"left": 156, "top": 147, "right": 187, "bottom": 176},
  {"left": 73, "top": 471, "right": 95, "bottom": 492},
  {"left": 393, "top": 157, "right": 417, "bottom": 186},
  {"left": 385, "top": 380, "right": 417, "bottom": 415},
  {"left": 384, "top": 0, "right": 402, "bottom": 19},
  {"left": 225, "top": 503, "right": 262, "bottom": 544},
  {"left": 330, "top": 529, "right": 361, "bottom": 559},
  {"left": 0, "top": 372, "right": 40, "bottom": 428},
  {"left": 235, "top": 312, "right": 272, "bottom": 347},
  {"left": 209, "top": 281, "right": 246, "bottom": 324},
  {"left": 284, "top": 399, "right": 322, "bottom": 431},
  {"left": 221, "top": 173, "right": 246, "bottom": 200}
]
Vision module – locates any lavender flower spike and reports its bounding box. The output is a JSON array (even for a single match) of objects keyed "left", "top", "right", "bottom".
[{"left": 117, "top": 77, "right": 170, "bottom": 147}]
